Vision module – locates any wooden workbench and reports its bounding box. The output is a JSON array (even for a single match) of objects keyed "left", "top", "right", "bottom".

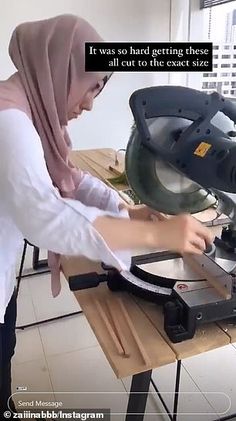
[{"left": 61, "top": 148, "right": 236, "bottom": 420}]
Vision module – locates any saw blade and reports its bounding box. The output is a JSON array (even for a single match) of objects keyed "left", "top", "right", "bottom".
[
  {"left": 154, "top": 158, "right": 200, "bottom": 194},
  {"left": 136, "top": 258, "right": 201, "bottom": 281},
  {"left": 125, "top": 117, "right": 216, "bottom": 214}
]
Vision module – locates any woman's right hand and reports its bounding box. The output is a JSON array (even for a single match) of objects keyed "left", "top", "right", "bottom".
[
  {"left": 93, "top": 212, "right": 214, "bottom": 255},
  {"left": 152, "top": 214, "right": 215, "bottom": 255}
]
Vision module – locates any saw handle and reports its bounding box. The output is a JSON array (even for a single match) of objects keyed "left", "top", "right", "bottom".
[
  {"left": 129, "top": 86, "right": 236, "bottom": 160},
  {"left": 204, "top": 243, "right": 215, "bottom": 256},
  {"left": 222, "top": 98, "right": 236, "bottom": 125},
  {"left": 69, "top": 272, "right": 107, "bottom": 291}
]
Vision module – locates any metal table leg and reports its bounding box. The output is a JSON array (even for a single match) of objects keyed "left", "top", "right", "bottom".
[
  {"left": 32, "top": 246, "right": 48, "bottom": 270},
  {"left": 150, "top": 359, "right": 182, "bottom": 421},
  {"left": 126, "top": 370, "right": 152, "bottom": 421},
  {"left": 172, "top": 360, "right": 182, "bottom": 421},
  {"left": 16, "top": 240, "right": 82, "bottom": 330}
]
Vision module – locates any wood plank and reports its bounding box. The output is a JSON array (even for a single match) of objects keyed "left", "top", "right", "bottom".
[
  {"left": 79, "top": 152, "right": 113, "bottom": 179},
  {"left": 135, "top": 298, "right": 230, "bottom": 360},
  {"left": 70, "top": 152, "right": 99, "bottom": 177},
  {"left": 81, "top": 149, "right": 125, "bottom": 175},
  {"left": 71, "top": 148, "right": 125, "bottom": 175},
  {"left": 78, "top": 154, "right": 120, "bottom": 190},
  {"left": 70, "top": 150, "right": 128, "bottom": 191},
  {"left": 105, "top": 298, "right": 131, "bottom": 357},
  {"left": 73, "top": 284, "right": 176, "bottom": 378}
]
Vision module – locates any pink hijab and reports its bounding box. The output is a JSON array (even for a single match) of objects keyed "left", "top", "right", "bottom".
[{"left": 0, "top": 15, "right": 109, "bottom": 296}]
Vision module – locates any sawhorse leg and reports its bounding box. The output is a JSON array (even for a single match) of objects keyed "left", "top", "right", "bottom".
[{"left": 126, "top": 370, "right": 152, "bottom": 421}]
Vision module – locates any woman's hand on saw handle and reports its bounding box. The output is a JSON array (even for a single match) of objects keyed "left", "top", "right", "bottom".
[
  {"left": 151, "top": 214, "right": 215, "bottom": 255},
  {"left": 93, "top": 213, "right": 214, "bottom": 255}
]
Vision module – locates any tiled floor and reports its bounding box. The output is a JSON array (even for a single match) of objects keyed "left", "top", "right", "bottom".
[{"left": 11, "top": 244, "right": 236, "bottom": 420}]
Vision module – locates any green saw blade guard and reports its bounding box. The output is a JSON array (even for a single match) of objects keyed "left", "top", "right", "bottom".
[{"left": 125, "top": 117, "right": 216, "bottom": 215}]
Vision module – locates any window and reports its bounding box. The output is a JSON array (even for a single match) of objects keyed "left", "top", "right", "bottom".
[
  {"left": 203, "top": 81, "right": 217, "bottom": 88},
  {"left": 203, "top": 72, "right": 218, "bottom": 76},
  {"left": 200, "top": 1, "right": 236, "bottom": 97},
  {"left": 201, "top": 1, "right": 236, "bottom": 7}
]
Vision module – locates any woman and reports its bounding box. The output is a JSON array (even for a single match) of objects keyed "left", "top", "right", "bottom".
[{"left": 0, "top": 14, "right": 213, "bottom": 416}]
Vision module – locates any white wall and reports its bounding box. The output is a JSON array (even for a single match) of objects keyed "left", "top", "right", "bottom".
[
  {"left": 0, "top": 0, "right": 171, "bottom": 150},
  {"left": 188, "top": 0, "right": 206, "bottom": 89},
  {"left": 168, "top": 0, "right": 191, "bottom": 87}
]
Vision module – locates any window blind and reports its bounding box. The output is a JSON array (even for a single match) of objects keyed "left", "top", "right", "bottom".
[{"left": 200, "top": 0, "right": 235, "bottom": 8}]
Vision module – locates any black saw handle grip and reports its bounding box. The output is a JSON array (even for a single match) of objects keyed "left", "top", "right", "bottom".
[{"left": 69, "top": 272, "right": 107, "bottom": 291}]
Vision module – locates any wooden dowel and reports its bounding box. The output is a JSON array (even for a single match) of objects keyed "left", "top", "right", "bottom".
[
  {"left": 106, "top": 299, "right": 131, "bottom": 358},
  {"left": 94, "top": 300, "right": 124, "bottom": 356},
  {"left": 117, "top": 298, "right": 151, "bottom": 366}
]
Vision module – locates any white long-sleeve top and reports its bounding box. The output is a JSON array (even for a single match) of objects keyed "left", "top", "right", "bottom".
[{"left": 0, "top": 109, "right": 131, "bottom": 323}]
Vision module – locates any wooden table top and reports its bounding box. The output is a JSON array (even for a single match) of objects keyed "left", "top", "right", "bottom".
[
  {"left": 60, "top": 148, "right": 236, "bottom": 379},
  {"left": 70, "top": 148, "right": 128, "bottom": 192}
]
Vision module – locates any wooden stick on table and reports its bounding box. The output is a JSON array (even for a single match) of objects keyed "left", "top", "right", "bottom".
[
  {"left": 117, "top": 298, "right": 151, "bottom": 366},
  {"left": 105, "top": 299, "right": 131, "bottom": 358},
  {"left": 94, "top": 299, "right": 124, "bottom": 356}
]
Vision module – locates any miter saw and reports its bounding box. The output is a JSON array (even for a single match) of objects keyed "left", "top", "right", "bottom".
[
  {"left": 70, "top": 86, "right": 236, "bottom": 343},
  {"left": 123, "top": 85, "right": 236, "bottom": 342}
]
